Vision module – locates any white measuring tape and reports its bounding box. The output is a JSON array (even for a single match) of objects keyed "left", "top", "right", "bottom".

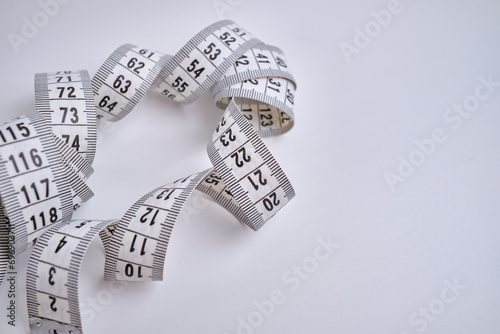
[
  {"left": 35, "top": 69, "right": 97, "bottom": 164},
  {"left": 27, "top": 219, "right": 114, "bottom": 334},
  {"left": 0, "top": 20, "right": 296, "bottom": 333},
  {"left": 0, "top": 114, "right": 77, "bottom": 253}
]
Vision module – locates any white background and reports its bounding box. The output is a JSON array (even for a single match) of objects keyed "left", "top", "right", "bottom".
[{"left": 1, "top": 0, "right": 499, "bottom": 333}]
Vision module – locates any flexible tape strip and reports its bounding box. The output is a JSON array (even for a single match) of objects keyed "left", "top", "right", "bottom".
[
  {"left": 35, "top": 70, "right": 97, "bottom": 164},
  {"left": 102, "top": 100, "right": 294, "bottom": 281},
  {"left": 34, "top": 71, "right": 96, "bottom": 212},
  {"left": 104, "top": 170, "right": 211, "bottom": 281},
  {"left": 213, "top": 44, "right": 296, "bottom": 92},
  {"left": 89, "top": 20, "right": 293, "bottom": 225},
  {"left": 0, "top": 111, "right": 94, "bottom": 286},
  {"left": 15, "top": 18, "right": 295, "bottom": 331},
  {"left": 33, "top": 70, "right": 96, "bottom": 213},
  {"left": 27, "top": 219, "right": 115, "bottom": 334},
  {"left": 153, "top": 20, "right": 262, "bottom": 103},
  {"left": 0, "top": 114, "right": 74, "bottom": 254},
  {"left": 95, "top": 21, "right": 294, "bottom": 281},
  {"left": 206, "top": 98, "right": 294, "bottom": 228},
  {"left": 211, "top": 44, "right": 296, "bottom": 137},
  {"left": 213, "top": 77, "right": 296, "bottom": 137},
  {"left": 92, "top": 44, "right": 170, "bottom": 122}
]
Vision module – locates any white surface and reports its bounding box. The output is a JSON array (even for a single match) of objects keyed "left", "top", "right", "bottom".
[{"left": 1, "top": 0, "right": 500, "bottom": 333}]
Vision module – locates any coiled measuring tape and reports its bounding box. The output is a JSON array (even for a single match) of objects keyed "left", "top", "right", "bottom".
[{"left": 0, "top": 20, "right": 296, "bottom": 333}]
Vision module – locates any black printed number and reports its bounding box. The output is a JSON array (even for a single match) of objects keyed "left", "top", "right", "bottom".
[
  {"left": 156, "top": 189, "right": 175, "bottom": 200},
  {"left": 113, "top": 75, "right": 132, "bottom": 94},
  {"left": 20, "top": 178, "right": 50, "bottom": 204},
  {"left": 8, "top": 148, "right": 43, "bottom": 173},
  {"left": 204, "top": 42, "right": 221, "bottom": 60},
  {"left": 98, "top": 96, "right": 118, "bottom": 112},
  {"left": 75, "top": 221, "right": 89, "bottom": 229},
  {"left": 60, "top": 107, "right": 79, "bottom": 123},
  {"left": 186, "top": 59, "right": 205, "bottom": 79},
  {"left": 263, "top": 192, "right": 281, "bottom": 211},
  {"left": 139, "top": 49, "right": 155, "bottom": 58},
  {"left": 244, "top": 79, "right": 259, "bottom": 85},
  {"left": 267, "top": 78, "right": 281, "bottom": 93},
  {"left": 280, "top": 111, "right": 291, "bottom": 124},
  {"left": 215, "top": 116, "right": 227, "bottom": 133},
  {"left": 55, "top": 236, "right": 67, "bottom": 253},
  {"left": 140, "top": 207, "right": 159, "bottom": 226},
  {"left": 49, "top": 296, "right": 57, "bottom": 312},
  {"left": 287, "top": 89, "right": 295, "bottom": 105},
  {"left": 242, "top": 108, "right": 253, "bottom": 120},
  {"left": 230, "top": 147, "right": 251, "bottom": 167},
  {"left": 260, "top": 113, "right": 273, "bottom": 127},
  {"left": 129, "top": 234, "right": 147, "bottom": 255},
  {"left": 61, "top": 134, "right": 80, "bottom": 151},
  {"left": 55, "top": 75, "right": 71, "bottom": 82},
  {"left": 236, "top": 55, "right": 249, "bottom": 67},
  {"left": 127, "top": 57, "right": 145, "bottom": 74},
  {"left": 172, "top": 76, "right": 189, "bottom": 92},
  {"left": 204, "top": 173, "right": 222, "bottom": 186},
  {"left": 219, "top": 32, "right": 236, "bottom": 46},
  {"left": 30, "top": 207, "right": 58, "bottom": 230},
  {"left": 48, "top": 267, "right": 56, "bottom": 286},
  {"left": 125, "top": 263, "right": 143, "bottom": 278},
  {"left": 256, "top": 53, "right": 270, "bottom": 64},
  {"left": 0, "top": 122, "right": 30, "bottom": 143},
  {"left": 276, "top": 56, "right": 287, "bottom": 68},
  {"left": 247, "top": 169, "right": 268, "bottom": 191},
  {"left": 232, "top": 27, "right": 247, "bottom": 38},
  {"left": 56, "top": 86, "right": 76, "bottom": 98},
  {"left": 220, "top": 128, "right": 236, "bottom": 146}
]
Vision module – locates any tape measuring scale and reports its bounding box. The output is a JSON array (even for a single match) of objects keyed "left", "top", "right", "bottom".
[
  {"left": 0, "top": 114, "right": 75, "bottom": 255},
  {"left": 35, "top": 70, "right": 96, "bottom": 209},
  {"left": 152, "top": 20, "right": 262, "bottom": 103},
  {"left": 92, "top": 20, "right": 296, "bottom": 283},
  {"left": 0, "top": 69, "right": 97, "bottom": 288},
  {"left": 35, "top": 70, "right": 97, "bottom": 164},
  {"left": 27, "top": 219, "right": 115, "bottom": 334},
  {"left": 91, "top": 45, "right": 170, "bottom": 122},
  {"left": 213, "top": 44, "right": 296, "bottom": 137},
  {"left": 103, "top": 98, "right": 295, "bottom": 282},
  {"left": 0, "top": 19, "right": 297, "bottom": 333}
]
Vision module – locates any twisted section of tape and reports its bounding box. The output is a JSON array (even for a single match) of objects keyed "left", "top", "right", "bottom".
[{"left": 0, "top": 20, "right": 296, "bottom": 333}]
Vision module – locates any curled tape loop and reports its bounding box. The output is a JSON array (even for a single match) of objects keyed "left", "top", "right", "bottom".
[{"left": 0, "top": 20, "right": 297, "bottom": 333}]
